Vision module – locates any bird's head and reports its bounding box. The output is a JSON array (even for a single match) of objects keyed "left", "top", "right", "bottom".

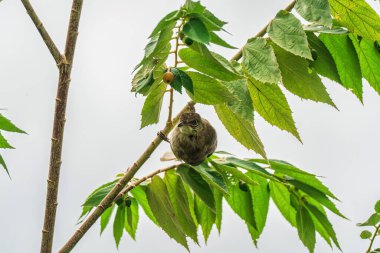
[{"left": 178, "top": 112, "right": 202, "bottom": 135}]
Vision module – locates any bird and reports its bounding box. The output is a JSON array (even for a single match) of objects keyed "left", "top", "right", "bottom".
[{"left": 159, "top": 112, "right": 217, "bottom": 166}]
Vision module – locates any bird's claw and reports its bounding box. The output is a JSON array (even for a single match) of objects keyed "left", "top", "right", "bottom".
[{"left": 157, "top": 131, "right": 170, "bottom": 143}]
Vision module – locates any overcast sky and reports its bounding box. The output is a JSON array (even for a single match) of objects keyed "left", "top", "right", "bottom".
[{"left": 1, "top": 0, "right": 380, "bottom": 252}]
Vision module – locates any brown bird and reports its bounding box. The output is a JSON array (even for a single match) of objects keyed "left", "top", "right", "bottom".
[{"left": 159, "top": 112, "right": 217, "bottom": 166}]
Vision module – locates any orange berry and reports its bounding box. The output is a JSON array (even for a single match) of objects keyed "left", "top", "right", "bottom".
[{"left": 163, "top": 71, "right": 174, "bottom": 84}]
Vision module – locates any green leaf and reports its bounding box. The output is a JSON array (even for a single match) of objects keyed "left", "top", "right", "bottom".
[
  {"left": 328, "top": 0, "right": 380, "bottom": 41},
  {"left": 183, "top": 18, "right": 210, "bottom": 44},
  {"left": 248, "top": 172, "right": 270, "bottom": 235},
  {"left": 225, "top": 181, "right": 257, "bottom": 229},
  {"left": 124, "top": 198, "right": 139, "bottom": 240},
  {"left": 100, "top": 204, "right": 115, "bottom": 234},
  {"left": 195, "top": 195, "right": 216, "bottom": 243},
  {"left": 214, "top": 189, "right": 223, "bottom": 232},
  {"left": 358, "top": 213, "right": 380, "bottom": 227},
  {"left": 149, "top": 10, "right": 179, "bottom": 38},
  {"left": 272, "top": 44, "right": 336, "bottom": 107},
  {"left": 296, "top": 205, "right": 316, "bottom": 252},
  {"left": 179, "top": 47, "right": 242, "bottom": 81},
  {"left": 288, "top": 179, "right": 345, "bottom": 219},
  {"left": 140, "top": 82, "right": 167, "bottom": 128},
  {"left": 0, "top": 132, "right": 14, "bottom": 149},
  {"left": 186, "top": 71, "right": 235, "bottom": 105},
  {"left": 130, "top": 185, "right": 157, "bottom": 224},
  {"left": 295, "top": 0, "right": 332, "bottom": 27},
  {"left": 210, "top": 31, "right": 236, "bottom": 49},
  {"left": 225, "top": 157, "right": 274, "bottom": 178},
  {"left": 319, "top": 34, "right": 363, "bottom": 102},
  {"left": 164, "top": 171, "right": 198, "bottom": 243},
  {"left": 360, "top": 230, "right": 372, "bottom": 239},
  {"left": 211, "top": 162, "right": 258, "bottom": 186},
  {"left": 242, "top": 38, "right": 282, "bottom": 84},
  {"left": 146, "top": 176, "right": 188, "bottom": 249},
  {"left": 192, "top": 162, "right": 229, "bottom": 194},
  {"left": 171, "top": 68, "right": 194, "bottom": 94},
  {"left": 350, "top": 35, "right": 380, "bottom": 96},
  {"left": 222, "top": 79, "right": 254, "bottom": 123},
  {"left": 113, "top": 204, "right": 125, "bottom": 248},
  {"left": 246, "top": 77, "right": 301, "bottom": 142},
  {"left": 0, "top": 154, "right": 9, "bottom": 176},
  {"left": 82, "top": 180, "right": 117, "bottom": 207},
  {"left": 177, "top": 164, "right": 215, "bottom": 211},
  {"left": 269, "top": 181, "right": 297, "bottom": 226},
  {"left": 375, "top": 200, "right": 380, "bottom": 213},
  {"left": 306, "top": 32, "right": 341, "bottom": 83},
  {"left": 267, "top": 10, "right": 312, "bottom": 59},
  {"left": 0, "top": 114, "right": 26, "bottom": 133},
  {"left": 131, "top": 69, "right": 155, "bottom": 95},
  {"left": 215, "top": 104, "right": 266, "bottom": 159},
  {"left": 306, "top": 203, "right": 341, "bottom": 249}
]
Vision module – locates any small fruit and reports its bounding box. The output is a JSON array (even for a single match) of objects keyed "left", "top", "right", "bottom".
[
  {"left": 184, "top": 37, "right": 193, "bottom": 46},
  {"left": 238, "top": 181, "right": 249, "bottom": 192},
  {"left": 116, "top": 198, "right": 124, "bottom": 206},
  {"left": 125, "top": 198, "right": 132, "bottom": 207},
  {"left": 163, "top": 70, "right": 175, "bottom": 84}
]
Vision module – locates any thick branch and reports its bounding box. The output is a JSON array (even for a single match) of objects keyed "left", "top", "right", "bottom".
[
  {"left": 40, "top": 1, "right": 84, "bottom": 253},
  {"left": 231, "top": 0, "right": 296, "bottom": 61},
  {"left": 20, "top": 0, "right": 63, "bottom": 65},
  {"left": 59, "top": 1, "right": 297, "bottom": 251},
  {"left": 58, "top": 102, "right": 194, "bottom": 253}
]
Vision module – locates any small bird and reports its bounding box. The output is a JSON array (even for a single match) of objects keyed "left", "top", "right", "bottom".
[{"left": 159, "top": 112, "right": 217, "bottom": 166}]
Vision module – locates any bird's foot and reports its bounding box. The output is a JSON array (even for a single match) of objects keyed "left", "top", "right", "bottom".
[{"left": 157, "top": 131, "right": 170, "bottom": 143}]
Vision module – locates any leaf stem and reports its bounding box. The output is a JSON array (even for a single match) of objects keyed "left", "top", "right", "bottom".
[
  {"left": 367, "top": 224, "right": 380, "bottom": 253},
  {"left": 20, "top": 0, "right": 63, "bottom": 65},
  {"left": 230, "top": 0, "right": 296, "bottom": 61},
  {"left": 39, "top": 1, "right": 84, "bottom": 252}
]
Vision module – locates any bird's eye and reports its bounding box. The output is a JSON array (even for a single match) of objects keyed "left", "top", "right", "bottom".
[{"left": 190, "top": 120, "right": 198, "bottom": 125}]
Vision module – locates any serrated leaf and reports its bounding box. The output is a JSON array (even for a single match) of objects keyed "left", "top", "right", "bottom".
[
  {"left": 179, "top": 47, "right": 242, "bottom": 81},
  {"left": 131, "top": 69, "right": 155, "bottom": 95},
  {"left": 225, "top": 181, "right": 257, "bottom": 229},
  {"left": 130, "top": 185, "right": 157, "bottom": 224},
  {"left": 164, "top": 171, "right": 198, "bottom": 243},
  {"left": 210, "top": 31, "right": 236, "bottom": 49},
  {"left": 242, "top": 38, "right": 282, "bottom": 84},
  {"left": 113, "top": 204, "right": 125, "bottom": 248},
  {"left": 269, "top": 181, "right": 297, "bottom": 226},
  {"left": 146, "top": 176, "right": 188, "bottom": 249},
  {"left": 124, "top": 198, "right": 139, "bottom": 240},
  {"left": 358, "top": 213, "right": 380, "bottom": 227},
  {"left": 320, "top": 34, "right": 362, "bottom": 102},
  {"left": 0, "top": 114, "right": 26, "bottom": 133},
  {"left": 246, "top": 77, "right": 301, "bottom": 142},
  {"left": 192, "top": 162, "right": 229, "bottom": 194},
  {"left": 297, "top": 205, "right": 316, "bottom": 252},
  {"left": 328, "top": 0, "right": 380, "bottom": 41},
  {"left": 360, "top": 230, "right": 372, "bottom": 239},
  {"left": 222, "top": 79, "right": 254, "bottom": 122},
  {"left": 177, "top": 164, "right": 215, "bottom": 211},
  {"left": 140, "top": 82, "right": 167, "bottom": 128},
  {"left": 82, "top": 180, "right": 117, "bottom": 207},
  {"left": 149, "top": 10, "right": 179, "bottom": 38},
  {"left": 186, "top": 71, "right": 235, "bottom": 105},
  {"left": 171, "top": 68, "right": 193, "bottom": 94},
  {"left": 375, "top": 200, "right": 380, "bottom": 213},
  {"left": 100, "top": 204, "right": 115, "bottom": 235},
  {"left": 195, "top": 195, "right": 215, "bottom": 243},
  {"left": 214, "top": 189, "right": 223, "bottom": 232},
  {"left": 272, "top": 44, "right": 336, "bottom": 107},
  {"left": 0, "top": 154, "right": 9, "bottom": 176},
  {"left": 225, "top": 157, "right": 274, "bottom": 178},
  {"left": 183, "top": 18, "right": 210, "bottom": 44},
  {"left": 268, "top": 10, "right": 312, "bottom": 59},
  {"left": 215, "top": 104, "right": 266, "bottom": 159},
  {"left": 0, "top": 132, "right": 13, "bottom": 149},
  {"left": 211, "top": 162, "right": 258, "bottom": 186},
  {"left": 295, "top": 0, "right": 332, "bottom": 27},
  {"left": 306, "top": 32, "right": 341, "bottom": 83},
  {"left": 306, "top": 203, "right": 341, "bottom": 249},
  {"left": 350, "top": 35, "right": 380, "bottom": 96}
]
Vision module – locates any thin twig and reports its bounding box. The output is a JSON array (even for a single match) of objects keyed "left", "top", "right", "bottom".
[
  {"left": 20, "top": 0, "right": 63, "bottom": 65},
  {"left": 58, "top": 1, "right": 298, "bottom": 251},
  {"left": 116, "top": 163, "right": 181, "bottom": 200},
  {"left": 58, "top": 102, "right": 194, "bottom": 253},
  {"left": 40, "top": 1, "right": 84, "bottom": 253},
  {"left": 367, "top": 224, "right": 380, "bottom": 253},
  {"left": 230, "top": 0, "right": 296, "bottom": 62}
]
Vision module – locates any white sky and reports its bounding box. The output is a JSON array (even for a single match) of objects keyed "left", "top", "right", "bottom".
[{"left": 0, "top": 0, "right": 380, "bottom": 252}]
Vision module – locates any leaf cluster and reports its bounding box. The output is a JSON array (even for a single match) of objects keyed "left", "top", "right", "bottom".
[{"left": 358, "top": 200, "right": 380, "bottom": 253}]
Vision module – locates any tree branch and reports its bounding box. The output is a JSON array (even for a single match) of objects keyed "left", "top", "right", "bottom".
[
  {"left": 367, "top": 224, "right": 380, "bottom": 253},
  {"left": 58, "top": 1, "right": 298, "bottom": 251},
  {"left": 20, "top": 0, "right": 63, "bottom": 65},
  {"left": 58, "top": 102, "right": 194, "bottom": 253},
  {"left": 40, "top": 1, "right": 84, "bottom": 253},
  {"left": 230, "top": 0, "right": 296, "bottom": 62}
]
